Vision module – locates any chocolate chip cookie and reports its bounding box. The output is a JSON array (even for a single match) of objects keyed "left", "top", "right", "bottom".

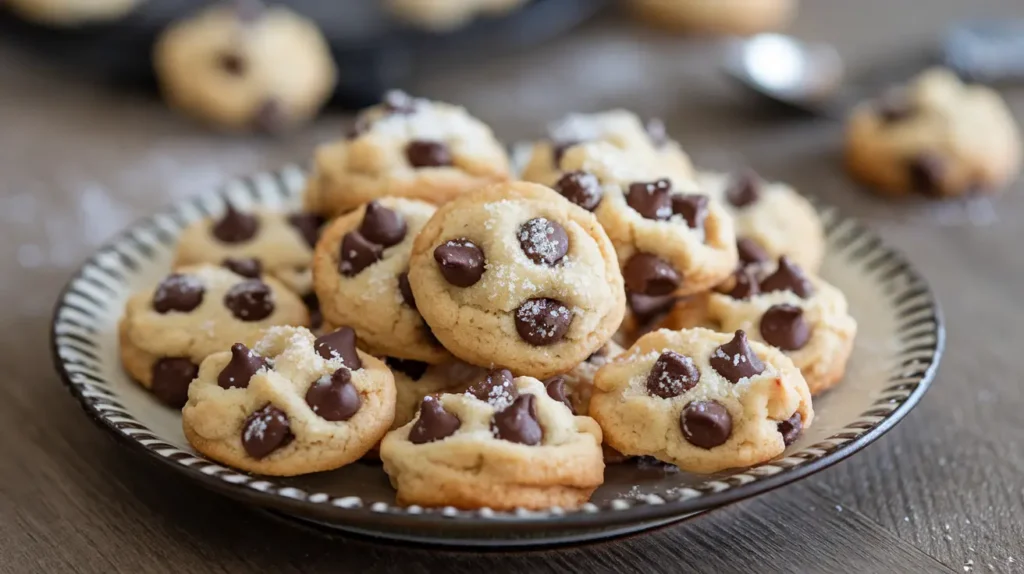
[
  {"left": 182, "top": 326, "right": 395, "bottom": 475},
  {"left": 6, "top": 0, "right": 137, "bottom": 25},
  {"left": 312, "top": 197, "right": 453, "bottom": 363},
  {"left": 407, "top": 181, "right": 625, "bottom": 379},
  {"left": 388, "top": 359, "right": 486, "bottom": 430},
  {"left": 119, "top": 264, "right": 309, "bottom": 408},
  {"left": 590, "top": 327, "right": 813, "bottom": 473},
  {"left": 153, "top": 2, "right": 336, "bottom": 131},
  {"left": 627, "top": 0, "right": 797, "bottom": 36},
  {"left": 303, "top": 90, "right": 511, "bottom": 218},
  {"left": 845, "top": 68, "right": 1022, "bottom": 198},
  {"left": 379, "top": 375, "right": 604, "bottom": 509}
]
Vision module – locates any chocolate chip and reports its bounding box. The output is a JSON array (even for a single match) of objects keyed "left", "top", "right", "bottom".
[
  {"left": 646, "top": 351, "right": 700, "bottom": 398},
  {"left": 150, "top": 358, "right": 198, "bottom": 408},
  {"left": 492, "top": 394, "right": 543, "bottom": 445},
  {"left": 218, "top": 51, "right": 245, "bottom": 75},
  {"left": 645, "top": 117, "right": 668, "bottom": 148},
  {"left": 515, "top": 298, "right": 572, "bottom": 346},
  {"left": 465, "top": 369, "right": 517, "bottom": 406},
  {"left": 760, "top": 256, "right": 814, "bottom": 298},
  {"left": 908, "top": 152, "right": 946, "bottom": 196},
  {"left": 305, "top": 368, "right": 361, "bottom": 421},
  {"left": 725, "top": 170, "right": 762, "bottom": 208},
  {"left": 627, "top": 179, "right": 673, "bottom": 220},
  {"left": 408, "top": 396, "right": 461, "bottom": 444},
  {"left": 241, "top": 404, "right": 293, "bottom": 459},
  {"left": 778, "top": 412, "right": 803, "bottom": 446},
  {"left": 152, "top": 274, "right": 204, "bottom": 314},
  {"left": 382, "top": 90, "right": 418, "bottom": 114},
  {"left": 727, "top": 268, "right": 760, "bottom": 300},
  {"left": 544, "top": 376, "right": 575, "bottom": 413},
  {"left": 736, "top": 237, "right": 770, "bottom": 267},
  {"left": 301, "top": 292, "right": 322, "bottom": 331},
  {"left": 710, "top": 330, "right": 765, "bottom": 383},
  {"left": 397, "top": 271, "right": 416, "bottom": 309},
  {"left": 433, "top": 238, "right": 485, "bottom": 287},
  {"left": 338, "top": 231, "right": 383, "bottom": 276},
  {"left": 876, "top": 93, "right": 914, "bottom": 124},
  {"left": 680, "top": 400, "right": 732, "bottom": 449},
  {"left": 211, "top": 204, "right": 259, "bottom": 244},
  {"left": 222, "top": 257, "right": 262, "bottom": 279},
  {"left": 287, "top": 213, "right": 325, "bottom": 248},
  {"left": 760, "top": 304, "right": 811, "bottom": 350},
  {"left": 552, "top": 139, "right": 581, "bottom": 164},
  {"left": 627, "top": 292, "right": 677, "bottom": 325},
  {"left": 314, "top": 327, "right": 362, "bottom": 370},
  {"left": 386, "top": 357, "right": 429, "bottom": 381},
  {"left": 359, "top": 201, "right": 407, "bottom": 248},
  {"left": 553, "top": 170, "right": 603, "bottom": 211},
  {"left": 253, "top": 99, "right": 286, "bottom": 133},
  {"left": 671, "top": 194, "right": 708, "bottom": 229},
  {"left": 223, "top": 280, "right": 274, "bottom": 321},
  {"left": 217, "top": 343, "right": 269, "bottom": 389},
  {"left": 406, "top": 140, "right": 453, "bottom": 168},
  {"left": 518, "top": 217, "right": 569, "bottom": 266},
  {"left": 623, "top": 253, "right": 681, "bottom": 296}
]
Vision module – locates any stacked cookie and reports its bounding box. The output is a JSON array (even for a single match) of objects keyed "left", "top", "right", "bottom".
[{"left": 119, "top": 91, "right": 857, "bottom": 511}]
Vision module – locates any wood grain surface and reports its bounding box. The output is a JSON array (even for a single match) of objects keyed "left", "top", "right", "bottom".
[{"left": 3, "top": 1, "right": 1023, "bottom": 572}]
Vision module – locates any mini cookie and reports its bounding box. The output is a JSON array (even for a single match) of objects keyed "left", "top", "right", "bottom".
[
  {"left": 303, "top": 91, "right": 511, "bottom": 218},
  {"left": 698, "top": 170, "right": 825, "bottom": 273},
  {"left": 385, "top": 0, "right": 528, "bottom": 30},
  {"left": 379, "top": 375, "right": 604, "bottom": 509},
  {"left": 153, "top": 2, "right": 336, "bottom": 131},
  {"left": 543, "top": 341, "right": 624, "bottom": 417},
  {"left": 590, "top": 328, "right": 813, "bottom": 473},
  {"left": 408, "top": 181, "right": 625, "bottom": 379},
  {"left": 387, "top": 359, "right": 486, "bottom": 430},
  {"left": 119, "top": 264, "right": 309, "bottom": 408},
  {"left": 533, "top": 142, "right": 738, "bottom": 298},
  {"left": 845, "top": 68, "right": 1022, "bottom": 198},
  {"left": 521, "top": 109, "right": 693, "bottom": 185},
  {"left": 627, "top": 0, "right": 796, "bottom": 36},
  {"left": 313, "top": 197, "right": 452, "bottom": 363},
  {"left": 182, "top": 326, "right": 396, "bottom": 475},
  {"left": 6, "top": 0, "right": 137, "bottom": 25}
]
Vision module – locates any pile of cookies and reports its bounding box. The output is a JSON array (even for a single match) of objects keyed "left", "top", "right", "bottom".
[{"left": 118, "top": 91, "right": 858, "bottom": 510}]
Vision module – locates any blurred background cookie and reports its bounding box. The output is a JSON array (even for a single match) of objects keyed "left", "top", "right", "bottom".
[{"left": 625, "top": 0, "right": 797, "bottom": 36}]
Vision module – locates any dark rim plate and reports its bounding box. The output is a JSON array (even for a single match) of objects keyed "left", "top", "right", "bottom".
[{"left": 50, "top": 165, "right": 944, "bottom": 546}]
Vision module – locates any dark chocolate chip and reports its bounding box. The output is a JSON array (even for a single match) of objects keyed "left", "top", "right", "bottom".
[
  {"left": 710, "top": 330, "right": 765, "bottom": 383},
  {"left": 627, "top": 292, "right": 677, "bottom": 325},
  {"left": 217, "top": 51, "right": 245, "bottom": 75},
  {"left": 241, "top": 404, "right": 293, "bottom": 459},
  {"left": 553, "top": 170, "right": 603, "bottom": 211},
  {"left": 515, "top": 298, "right": 572, "bottom": 346},
  {"left": 305, "top": 368, "right": 361, "bottom": 421},
  {"left": 301, "top": 291, "right": 322, "bottom": 331},
  {"left": 544, "top": 376, "right": 575, "bottom": 413},
  {"left": 778, "top": 412, "right": 803, "bottom": 446},
  {"left": 406, "top": 140, "right": 453, "bottom": 168},
  {"left": 253, "top": 98, "right": 286, "bottom": 134},
  {"left": 217, "top": 343, "right": 269, "bottom": 389},
  {"left": 223, "top": 280, "right": 274, "bottom": 321},
  {"left": 671, "top": 194, "right": 708, "bottom": 230},
  {"left": 287, "top": 212, "right": 325, "bottom": 248},
  {"left": 727, "top": 268, "right": 761, "bottom": 300},
  {"left": 725, "top": 170, "right": 762, "bottom": 208},
  {"left": 626, "top": 179, "right": 673, "bottom": 220},
  {"left": 359, "top": 201, "right": 407, "bottom": 247},
  {"left": 760, "top": 304, "right": 811, "bottom": 350},
  {"left": 386, "top": 357, "right": 429, "bottom": 381},
  {"left": 760, "top": 256, "right": 814, "bottom": 298},
  {"left": 646, "top": 351, "right": 701, "bottom": 398},
  {"left": 382, "top": 90, "right": 419, "bottom": 114},
  {"left": 465, "top": 369, "right": 517, "bottom": 406},
  {"left": 150, "top": 358, "right": 198, "bottom": 408},
  {"left": 645, "top": 117, "right": 668, "bottom": 148},
  {"left": 338, "top": 231, "right": 383, "bottom": 276},
  {"left": 433, "top": 238, "right": 485, "bottom": 287},
  {"left": 680, "top": 400, "right": 732, "bottom": 449},
  {"left": 623, "top": 253, "right": 681, "bottom": 296},
  {"left": 518, "top": 217, "right": 569, "bottom": 266},
  {"left": 314, "top": 326, "right": 362, "bottom": 370},
  {"left": 222, "top": 257, "right": 262, "bottom": 279},
  {"left": 152, "top": 273, "right": 205, "bottom": 314},
  {"left": 552, "top": 139, "right": 581, "bottom": 164},
  {"left": 908, "top": 152, "right": 946, "bottom": 196},
  {"left": 408, "top": 396, "right": 461, "bottom": 444},
  {"left": 397, "top": 271, "right": 416, "bottom": 309},
  {"left": 736, "top": 237, "right": 770, "bottom": 267},
  {"left": 212, "top": 204, "right": 259, "bottom": 244},
  {"left": 876, "top": 93, "right": 914, "bottom": 124},
  {"left": 492, "top": 394, "right": 543, "bottom": 445}
]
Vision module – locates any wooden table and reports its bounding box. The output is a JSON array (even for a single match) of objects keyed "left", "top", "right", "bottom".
[{"left": 3, "top": 1, "right": 1023, "bottom": 571}]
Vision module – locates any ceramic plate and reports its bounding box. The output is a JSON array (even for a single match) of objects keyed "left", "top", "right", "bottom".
[{"left": 51, "top": 166, "right": 944, "bottom": 546}]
